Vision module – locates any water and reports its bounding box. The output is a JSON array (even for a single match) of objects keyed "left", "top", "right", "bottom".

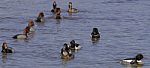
[{"left": 0, "top": 0, "right": 150, "bottom": 68}]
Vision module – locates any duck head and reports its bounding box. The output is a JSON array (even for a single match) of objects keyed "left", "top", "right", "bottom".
[
  {"left": 70, "top": 40, "right": 76, "bottom": 49},
  {"left": 28, "top": 20, "right": 34, "bottom": 27},
  {"left": 68, "top": 2, "right": 72, "bottom": 9},
  {"left": 135, "top": 54, "right": 143, "bottom": 60},
  {"left": 92, "top": 28, "right": 99, "bottom": 34},
  {"left": 36, "top": 12, "right": 45, "bottom": 22},
  {"left": 38, "top": 12, "right": 44, "bottom": 18},
  {"left": 63, "top": 43, "right": 68, "bottom": 47},
  {"left": 2, "top": 42, "right": 8, "bottom": 50},
  {"left": 63, "top": 43, "right": 70, "bottom": 51},
  {"left": 70, "top": 40, "right": 75, "bottom": 45},
  {"left": 56, "top": 8, "right": 61, "bottom": 14},
  {"left": 53, "top": 1, "right": 57, "bottom": 9}
]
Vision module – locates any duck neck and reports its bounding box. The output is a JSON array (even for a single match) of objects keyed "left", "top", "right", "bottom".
[
  {"left": 69, "top": 4, "right": 72, "bottom": 9},
  {"left": 53, "top": 2, "right": 57, "bottom": 9}
]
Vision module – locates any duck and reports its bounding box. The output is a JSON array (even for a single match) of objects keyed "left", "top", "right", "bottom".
[
  {"left": 62, "top": 43, "right": 72, "bottom": 54},
  {"left": 61, "top": 43, "right": 74, "bottom": 59},
  {"left": 35, "top": 12, "right": 45, "bottom": 22},
  {"left": 12, "top": 26, "right": 30, "bottom": 39},
  {"left": 91, "top": 28, "right": 100, "bottom": 39},
  {"left": 69, "top": 40, "right": 82, "bottom": 50},
  {"left": 1, "top": 42, "right": 14, "bottom": 53},
  {"left": 120, "top": 54, "right": 144, "bottom": 65},
  {"left": 28, "top": 20, "right": 35, "bottom": 32},
  {"left": 67, "top": 2, "right": 78, "bottom": 13},
  {"left": 51, "top": 1, "right": 57, "bottom": 13},
  {"left": 55, "top": 8, "right": 61, "bottom": 19}
]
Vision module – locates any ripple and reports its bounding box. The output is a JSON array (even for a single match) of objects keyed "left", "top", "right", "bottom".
[
  {"left": 0, "top": 0, "right": 150, "bottom": 68},
  {"left": 102, "top": 0, "right": 139, "bottom": 4}
]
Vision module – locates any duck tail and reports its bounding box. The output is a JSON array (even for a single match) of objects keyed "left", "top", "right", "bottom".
[{"left": 12, "top": 35, "right": 17, "bottom": 39}]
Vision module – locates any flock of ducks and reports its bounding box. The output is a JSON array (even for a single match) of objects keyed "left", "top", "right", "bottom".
[
  {"left": 61, "top": 40, "right": 81, "bottom": 60},
  {"left": 1, "top": 1, "right": 144, "bottom": 67}
]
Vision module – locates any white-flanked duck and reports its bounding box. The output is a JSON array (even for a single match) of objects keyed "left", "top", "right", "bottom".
[
  {"left": 120, "top": 54, "right": 144, "bottom": 65},
  {"left": 51, "top": 1, "right": 57, "bottom": 13},
  {"left": 69, "top": 40, "right": 82, "bottom": 50},
  {"left": 12, "top": 26, "right": 30, "bottom": 39},
  {"left": 61, "top": 43, "right": 74, "bottom": 59},
  {"left": 35, "top": 12, "right": 45, "bottom": 22},
  {"left": 68, "top": 2, "right": 78, "bottom": 13},
  {"left": 1, "top": 42, "right": 14, "bottom": 53}
]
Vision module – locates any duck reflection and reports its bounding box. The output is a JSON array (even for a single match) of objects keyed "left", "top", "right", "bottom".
[
  {"left": 91, "top": 37, "right": 100, "bottom": 43},
  {"left": 56, "top": 18, "right": 61, "bottom": 24},
  {"left": 68, "top": 12, "right": 72, "bottom": 16},
  {"left": 2, "top": 53, "right": 7, "bottom": 63},
  {"left": 123, "top": 64, "right": 143, "bottom": 68}
]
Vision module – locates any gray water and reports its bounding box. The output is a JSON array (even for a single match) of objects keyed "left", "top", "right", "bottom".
[{"left": 0, "top": 0, "right": 150, "bottom": 68}]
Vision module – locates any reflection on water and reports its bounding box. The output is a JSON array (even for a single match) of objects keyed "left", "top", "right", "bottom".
[
  {"left": 36, "top": 22, "right": 45, "bottom": 26},
  {"left": 56, "top": 23, "right": 61, "bottom": 32},
  {"left": 91, "top": 37, "right": 100, "bottom": 44},
  {"left": 28, "top": 31, "right": 36, "bottom": 39},
  {"left": 122, "top": 64, "right": 143, "bottom": 68},
  {"left": 56, "top": 19, "right": 61, "bottom": 24},
  {"left": 1, "top": 53, "right": 13, "bottom": 63},
  {"left": 61, "top": 60, "right": 69, "bottom": 68},
  {"left": 61, "top": 57, "right": 74, "bottom": 64},
  {"left": 2, "top": 53, "right": 7, "bottom": 63},
  {"left": 68, "top": 13, "right": 73, "bottom": 16}
]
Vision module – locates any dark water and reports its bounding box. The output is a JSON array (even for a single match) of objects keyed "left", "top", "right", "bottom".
[{"left": 0, "top": 0, "right": 150, "bottom": 68}]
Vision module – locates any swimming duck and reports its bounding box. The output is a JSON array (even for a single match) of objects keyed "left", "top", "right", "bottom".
[
  {"left": 67, "top": 2, "right": 78, "bottom": 13},
  {"left": 1, "top": 42, "right": 14, "bottom": 53},
  {"left": 51, "top": 1, "right": 57, "bottom": 13},
  {"left": 63, "top": 43, "right": 72, "bottom": 54},
  {"left": 91, "top": 28, "right": 100, "bottom": 38},
  {"left": 69, "top": 40, "right": 81, "bottom": 50},
  {"left": 120, "top": 54, "right": 144, "bottom": 65},
  {"left": 35, "top": 12, "right": 45, "bottom": 22},
  {"left": 28, "top": 20, "right": 35, "bottom": 32},
  {"left": 12, "top": 26, "right": 30, "bottom": 39},
  {"left": 55, "top": 8, "right": 61, "bottom": 19},
  {"left": 61, "top": 43, "right": 74, "bottom": 59}
]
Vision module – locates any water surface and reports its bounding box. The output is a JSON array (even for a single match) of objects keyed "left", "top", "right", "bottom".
[{"left": 0, "top": 0, "right": 150, "bottom": 68}]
